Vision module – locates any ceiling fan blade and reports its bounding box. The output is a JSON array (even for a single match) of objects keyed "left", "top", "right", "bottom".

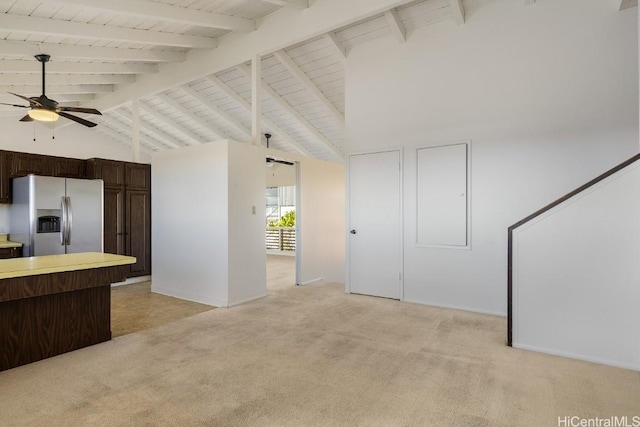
[
  {"left": 58, "top": 106, "right": 102, "bottom": 115},
  {"left": 0, "top": 102, "right": 29, "bottom": 108},
  {"left": 58, "top": 111, "right": 98, "bottom": 128},
  {"left": 9, "top": 92, "right": 42, "bottom": 107},
  {"left": 266, "top": 157, "right": 294, "bottom": 166},
  {"left": 19, "top": 115, "right": 34, "bottom": 122}
]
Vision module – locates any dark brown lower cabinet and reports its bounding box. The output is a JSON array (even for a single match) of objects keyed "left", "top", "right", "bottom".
[
  {"left": 0, "top": 265, "right": 129, "bottom": 372},
  {"left": 0, "top": 247, "right": 22, "bottom": 259},
  {"left": 125, "top": 189, "right": 151, "bottom": 277}
]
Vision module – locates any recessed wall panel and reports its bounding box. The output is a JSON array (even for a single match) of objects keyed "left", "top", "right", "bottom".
[{"left": 417, "top": 143, "right": 468, "bottom": 247}]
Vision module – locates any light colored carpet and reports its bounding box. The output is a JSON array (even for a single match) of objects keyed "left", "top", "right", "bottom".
[{"left": 1, "top": 280, "right": 639, "bottom": 426}]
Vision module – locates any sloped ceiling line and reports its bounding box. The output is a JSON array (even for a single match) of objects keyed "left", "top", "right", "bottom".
[
  {"left": 273, "top": 49, "right": 345, "bottom": 127},
  {"left": 138, "top": 101, "right": 205, "bottom": 146},
  {"left": 99, "top": 116, "right": 161, "bottom": 152},
  {"left": 384, "top": 9, "right": 406, "bottom": 43},
  {"left": 109, "top": 109, "right": 185, "bottom": 150},
  {"left": 179, "top": 84, "right": 252, "bottom": 141},
  {"left": 156, "top": 93, "right": 228, "bottom": 141},
  {"left": 236, "top": 64, "right": 343, "bottom": 161},
  {"left": 97, "top": 125, "right": 156, "bottom": 154},
  {"left": 323, "top": 32, "right": 347, "bottom": 59},
  {"left": 448, "top": 0, "right": 465, "bottom": 25},
  {"left": 206, "top": 74, "right": 312, "bottom": 157}
]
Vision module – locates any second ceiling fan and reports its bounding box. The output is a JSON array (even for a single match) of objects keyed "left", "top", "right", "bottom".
[{"left": 0, "top": 54, "right": 102, "bottom": 128}]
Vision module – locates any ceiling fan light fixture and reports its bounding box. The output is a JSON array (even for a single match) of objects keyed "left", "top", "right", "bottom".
[{"left": 28, "top": 108, "right": 59, "bottom": 122}]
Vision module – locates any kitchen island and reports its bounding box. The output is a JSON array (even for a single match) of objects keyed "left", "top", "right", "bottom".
[{"left": 0, "top": 252, "right": 136, "bottom": 371}]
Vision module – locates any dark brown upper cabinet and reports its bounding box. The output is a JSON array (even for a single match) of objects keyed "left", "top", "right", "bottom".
[
  {"left": 125, "top": 163, "right": 151, "bottom": 190},
  {"left": 9, "top": 152, "right": 51, "bottom": 178},
  {"left": 86, "top": 159, "right": 125, "bottom": 188},
  {"left": 52, "top": 157, "right": 85, "bottom": 179}
]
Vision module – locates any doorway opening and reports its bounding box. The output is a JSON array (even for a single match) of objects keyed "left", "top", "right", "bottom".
[{"left": 265, "top": 157, "right": 298, "bottom": 292}]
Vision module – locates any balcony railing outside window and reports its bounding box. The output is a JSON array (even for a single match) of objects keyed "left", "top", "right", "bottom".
[{"left": 266, "top": 227, "right": 296, "bottom": 252}]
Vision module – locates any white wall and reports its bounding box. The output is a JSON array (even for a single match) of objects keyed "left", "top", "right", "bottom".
[
  {"left": 513, "top": 162, "right": 640, "bottom": 371},
  {"left": 152, "top": 141, "right": 230, "bottom": 306},
  {"left": 0, "top": 117, "right": 145, "bottom": 162},
  {"left": 266, "top": 162, "right": 296, "bottom": 187},
  {"left": 228, "top": 142, "right": 267, "bottom": 306},
  {"left": 263, "top": 148, "right": 345, "bottom": 284},
  {"left": 345, "top": 0, "right": 639, "bottom": 315},
  {"left": 298, "top": 157, "right": 345, "bottom": 284},
  {"left": 152, "top": 142, "right": 344, "bottom": 306}
]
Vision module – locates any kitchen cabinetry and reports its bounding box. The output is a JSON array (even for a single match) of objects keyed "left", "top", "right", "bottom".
[
  {"left": 0, "top": 247, "right": 22, "bottom": 259},
  {"left": 0, "top": 151, "right": 89, "bottom": 203},
  {"left": 52, "top": 157, "right": 85, "bottom": 178},
  {"left": 9, "top": 152, "right": 50, "bottom": 177},
  {"left": 0, "top": 151, "right": 9, "bottom": 204},
  {"left": 86, "top": 159, "right": 151, "bottom": 277}
]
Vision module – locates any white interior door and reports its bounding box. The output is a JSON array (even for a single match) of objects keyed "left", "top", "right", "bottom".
[{"left": 349, "top": 150, "right": 401, "bottom": 299}]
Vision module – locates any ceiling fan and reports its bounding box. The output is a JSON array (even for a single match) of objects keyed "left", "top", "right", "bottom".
[{"left": 0, "top": 54, "right": 102, "bottom": 128}]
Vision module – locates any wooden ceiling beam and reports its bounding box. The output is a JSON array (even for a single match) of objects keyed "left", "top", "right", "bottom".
[
  {"left": 206, "top": 73, "right": 313, "bottom": 157},
  {"left": 138, "top": 101, "right": 204, "bottom": 145},
  {"left": 0, "top": 74, "right": 135, "bottom": 86},
  {"left": 85, "top": 0, "right": 418, "bottom": 112},
  {"left": 97, "top": 122, "right": 157, "bottom": 153},
  {"left": 156, "top": 93, "right": 228, "bottom": 141},
  {"left": 237, "top": 64, "right": 343, "bottom": 160},
  {"left": 179, "top": 84, "right": 252, "bottom": 140},
  {"left": 273, "top": 49, "right": 344, "bottom": 127},
  {"left": 48, "top": 0, "right": 255, "bottom": 32},
  {"left": 0, "top": 84, "right": 114, "bottom": 95},
  {"left": 617, "top": 0, "right": 638, "bottom": 10},
  {"left": 110, "top": 108, "right": 185, "bottom": 149},
  {"left": 448, "top": 0, "right": 465, "bottom": 25},
  {"left": 0, "top": 59, "right": 157, "bottom": 75},
  {"left": 99, "top": 115, "right": 164, "bottom": 151},
  {"left": 0, "top": 40, "right": 184, "bottom": 63},
  {"left": 0, "top": 14, "right": 217, "bottom": 49},
  {"left": 262, "top": 0, "right": 308, "bottom": 10},
  {"left": 324, "top": 32, "right": 346, "bottom": 59},
  {"left": 384, "top": 9, "right": 406, "bottom": 43}
]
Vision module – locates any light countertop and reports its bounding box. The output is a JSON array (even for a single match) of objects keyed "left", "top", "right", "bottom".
[
  {"left": 0, "top": 252, "right": 136, "bottom": 280},
  {"left": 0, "top": 234, "right": 22, "bottom": 249},
  {"left": 0, "top": 241, "right": 22, "bottom": 248}
]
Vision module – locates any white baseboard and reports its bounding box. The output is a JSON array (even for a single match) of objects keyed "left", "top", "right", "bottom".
[
  {"left": 402, "top": 297, "right": 506, "bottom": 317},
  {"left": 227, "top": 293, "right": 268, "bottom": 307},
  {"left": 513, "top": 343, "right": 640, "bottom": 372},
  {"left": 111, "top": 275, "right": 152, "bottom": 287},
  {"left": 299, "top": 277, "right": 322, "bottom": 286},
  {"left": 151, "top": 286, "right": 225, "bottom": 308}
]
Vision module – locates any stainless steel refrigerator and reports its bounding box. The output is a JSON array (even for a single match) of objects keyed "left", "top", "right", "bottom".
[{"left": 10, "top": 175, "right": 104, "bottom": 257}]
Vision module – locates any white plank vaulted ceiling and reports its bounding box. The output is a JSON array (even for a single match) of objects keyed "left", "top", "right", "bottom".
[{"left": 0, "top": 0, "right": 635, "bottom": 162}]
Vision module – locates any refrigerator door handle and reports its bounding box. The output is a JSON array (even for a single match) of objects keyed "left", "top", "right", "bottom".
[
  {"left": 60, "top": 196, "right": 67, "bottom": 246},
  {"left": 66, "top": 196, "right": 73, "bottom": 245}
]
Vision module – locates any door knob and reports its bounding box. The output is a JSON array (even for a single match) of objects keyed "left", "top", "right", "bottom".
[{"left": 350, "top": 229, "right": 357, "bottom": 234}]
